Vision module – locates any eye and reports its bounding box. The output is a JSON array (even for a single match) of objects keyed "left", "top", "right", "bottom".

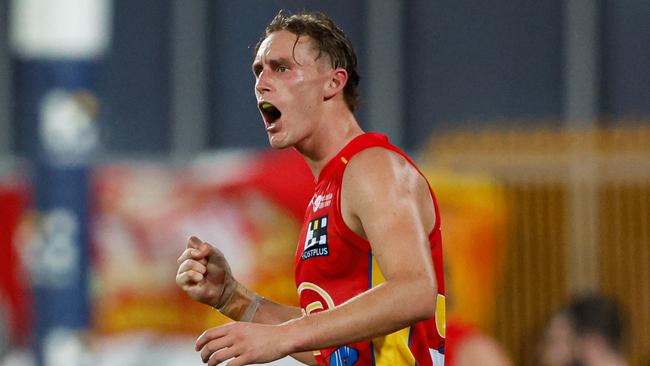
[{"left": 276, "top": 65, "right": 289, "bottom": 73}]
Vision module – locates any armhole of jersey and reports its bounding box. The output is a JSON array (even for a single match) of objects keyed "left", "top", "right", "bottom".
[
  {"left": 380, "top": 145, "right": 441, "bottom": 236},
  {"left": 332, "top": 173, "right": 368, "bottom": 251},
  {"left": 333, "top": 143, "right": 441, "bottom": 248}
]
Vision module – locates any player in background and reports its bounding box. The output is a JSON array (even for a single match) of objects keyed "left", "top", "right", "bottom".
[{"left": 176, "top": 11, "right": 445, "bottom": 366}]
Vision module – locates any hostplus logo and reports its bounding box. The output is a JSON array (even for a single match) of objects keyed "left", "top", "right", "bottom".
[{"left": 302, "top": 216, "right": 329, "bottom": 260}]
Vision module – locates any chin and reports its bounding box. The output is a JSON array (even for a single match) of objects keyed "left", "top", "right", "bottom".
[
  {"left": 268, "top": 135, "right": 292, "bottom": 150},
  {"left": 268, "top": 142, "right": 290, "bottom": 150}
]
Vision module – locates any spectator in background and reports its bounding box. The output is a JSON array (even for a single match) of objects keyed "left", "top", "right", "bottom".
[
  {"left": 539, "top": 294, "right": 628, "bottom": 366},
  {"left": 445, "top": 318, "right": 512, "bottom": 366},
  {"left": 539, "top": 307, "right": 574, "bottom": 366},
  {"left": 443, "top": 265, "right": 512, "bottom": 366}
]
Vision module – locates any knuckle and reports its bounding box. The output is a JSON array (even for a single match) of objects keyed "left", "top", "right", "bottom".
[
  {"left": 177, "top": 272, "right": 190, "bottom": 284},
  {"left": 238, "top": 353, "right": 252, "bottom": 364},
  {"left": 179, "top": 260, "right": 191, "bottom": 272},
  {"left": 190, "top": 271, "right": 203, "bottom": 282}
]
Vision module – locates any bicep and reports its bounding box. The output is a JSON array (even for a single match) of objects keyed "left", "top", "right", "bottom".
[{"left": 342, "top": 151, "right": 436, "bottom": 284}]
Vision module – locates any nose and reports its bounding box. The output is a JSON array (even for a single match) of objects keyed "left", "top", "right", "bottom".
[{"left": 255, "top": 71, "right": 271, "bottom": 94}]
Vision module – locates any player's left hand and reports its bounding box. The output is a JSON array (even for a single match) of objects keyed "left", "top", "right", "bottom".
[{"left": 195, "top": 322, "right": 293, "bottom": 366}]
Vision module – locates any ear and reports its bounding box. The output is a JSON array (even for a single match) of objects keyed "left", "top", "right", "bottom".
[{"left": 324, "top": 68, "right": 348, "bottom": 100}]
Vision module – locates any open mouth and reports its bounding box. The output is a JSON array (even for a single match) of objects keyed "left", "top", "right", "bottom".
[{"left": 259, "top": 102, "right": 282, "bottom": 126}]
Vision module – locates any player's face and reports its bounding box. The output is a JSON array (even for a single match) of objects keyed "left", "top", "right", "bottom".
[{"left": 252, "top": 30, "right": 332, "bottom": 149}]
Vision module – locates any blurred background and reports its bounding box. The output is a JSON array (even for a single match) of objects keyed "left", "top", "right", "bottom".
[{"left": 0, "top": 0, "right": 649, "bottom": 365}]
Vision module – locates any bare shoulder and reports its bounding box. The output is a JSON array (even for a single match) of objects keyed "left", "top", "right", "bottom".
[
  {"left": 342, "top": 146, "right": 429, "bottom": 201},
  {"left": 340, "top": 147, "right": 435, "bottom": 237}
]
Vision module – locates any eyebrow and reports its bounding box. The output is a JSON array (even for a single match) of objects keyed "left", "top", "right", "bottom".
[{"left": 252, "top": 57, "right": 294, "bottom": 76}]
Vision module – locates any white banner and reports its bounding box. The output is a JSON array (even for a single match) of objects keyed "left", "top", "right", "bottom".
[{"left": 10, "top": 0, "right": 112, "bottom": 59}]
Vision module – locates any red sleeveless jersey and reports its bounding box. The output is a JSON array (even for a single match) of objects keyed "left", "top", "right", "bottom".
[{"left": 294, "top": 133, "right": 446, "bottom": 366}]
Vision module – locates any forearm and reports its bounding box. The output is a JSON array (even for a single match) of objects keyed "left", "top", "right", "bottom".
[
  {"left": 247, "top": 299, "right": 318, "bottom": 365},
  {"left": 253, "top": 297, "right": 304, "bottom": 324},
  {"left": 255, "top": 300, "right": 319, "bottom": 365},
  {"left": 217, "top": 281, "right": 302, "bottom": 323},
  {"left": 218, "top": 283, "right": 318, "bottom": 364},
  {"left": 283, "top": 277, "right": 437, "bottom": 354}
]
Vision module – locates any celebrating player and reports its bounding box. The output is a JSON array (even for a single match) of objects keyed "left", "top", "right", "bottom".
[{"left": 176, "top": 11, "right": 446, "bottom": 366}]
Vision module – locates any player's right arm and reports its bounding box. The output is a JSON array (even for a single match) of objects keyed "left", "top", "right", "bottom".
[{"left": 176, "top": 236, "right": 318, "bottom": 365}]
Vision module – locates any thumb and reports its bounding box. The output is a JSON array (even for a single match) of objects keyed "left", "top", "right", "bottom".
[
  {"left": 195, "top": 241, "right": 213, "bottom": 259},
  {"left": 187, "top": 236, "right": 204, "bottom": 250},
  {"left": 187, "top": 236, "right": 214, "bottom": 260},
  {"left": 187, "top": 236, "right": 210, "bottom": 259}
]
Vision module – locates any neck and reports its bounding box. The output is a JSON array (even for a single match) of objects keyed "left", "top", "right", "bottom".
[{"left": 294, "top": 107, "right": 364, "bottom": 178}]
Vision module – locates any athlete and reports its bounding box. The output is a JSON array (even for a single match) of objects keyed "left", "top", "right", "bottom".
[{"left": 176, "top": 11, "right": 445, "bottom": 366}]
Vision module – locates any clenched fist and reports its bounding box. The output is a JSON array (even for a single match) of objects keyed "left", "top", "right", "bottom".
[{"left": 176, "top": 236, "right": 236, "bottom": 308}]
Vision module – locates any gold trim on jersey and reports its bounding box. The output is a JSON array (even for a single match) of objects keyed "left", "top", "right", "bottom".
[{"left": 369, "top": 256, "right": 417, "bottom": 365}]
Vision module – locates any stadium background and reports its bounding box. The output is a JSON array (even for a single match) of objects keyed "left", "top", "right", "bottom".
[{"left": 0, "top": 0, "right": 649, "bottom": 365}]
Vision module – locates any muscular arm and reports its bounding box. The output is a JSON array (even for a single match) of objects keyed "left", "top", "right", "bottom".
[
  {"left": 195, "top": 148, "right": 440, "bottom": 365},
  {"left": 286, "top": 147, "right": 439, "bottom": 349}
]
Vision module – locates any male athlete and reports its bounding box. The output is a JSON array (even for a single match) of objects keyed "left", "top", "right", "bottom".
[{"left": 176, "top": 11, "right": 445, "bottom": 366}]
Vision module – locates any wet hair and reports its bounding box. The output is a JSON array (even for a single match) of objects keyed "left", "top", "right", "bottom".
[
  {"left": 565, "top": 294, "right": 627, "bottom": 352},
  {"left": 254, "top": 11, "right": 360, "bottom": 112}
]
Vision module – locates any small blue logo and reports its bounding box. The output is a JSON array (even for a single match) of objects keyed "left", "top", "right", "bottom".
[{"left": 329, "top": 346, "right": 358, "bottom": 365}]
